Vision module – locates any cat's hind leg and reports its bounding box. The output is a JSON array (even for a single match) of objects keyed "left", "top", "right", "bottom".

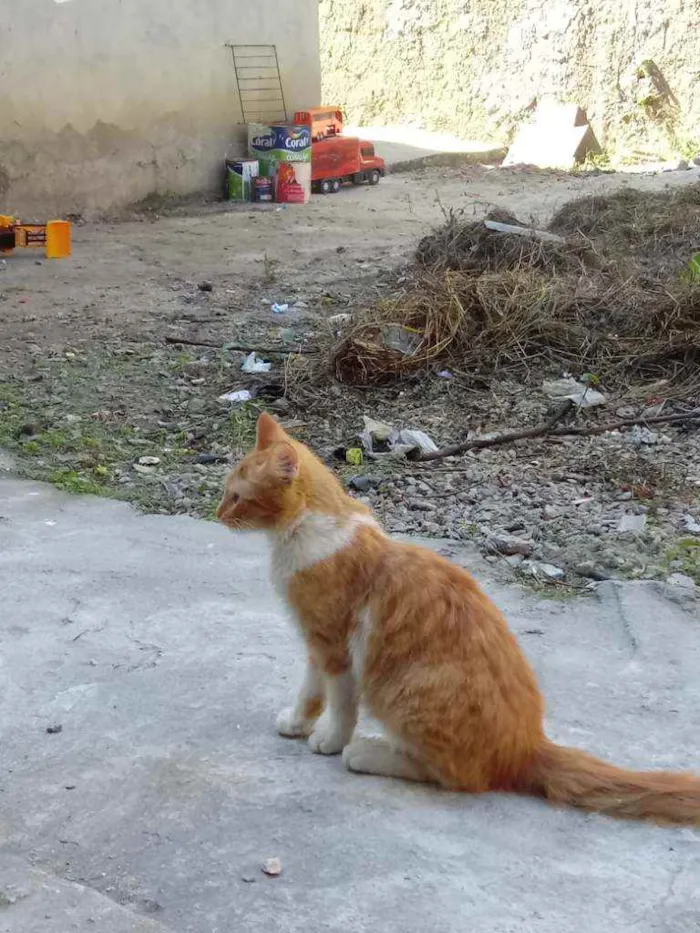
[{"left": 342, "top": 736, "right": 432, "bottom": 783}]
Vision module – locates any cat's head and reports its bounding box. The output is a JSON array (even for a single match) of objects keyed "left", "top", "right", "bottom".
[{"left": 216, "top": 413, "right": 305, "bottom": 532}]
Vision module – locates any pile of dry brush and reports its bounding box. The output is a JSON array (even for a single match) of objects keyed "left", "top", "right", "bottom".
[{"left": 330, "top": 184, "right": 700, "bottom": 393}]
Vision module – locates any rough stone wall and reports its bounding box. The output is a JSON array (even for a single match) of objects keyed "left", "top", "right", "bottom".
[
  {"left": 320, "top": 0, "right": 700, "bottom": 160},
  {"left": 0, "top": 0, "right": 320, "bottom": 216}
]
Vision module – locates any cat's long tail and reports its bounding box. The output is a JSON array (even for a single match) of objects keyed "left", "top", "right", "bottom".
[{"left": 519, "top": 739, "right": 700, "bottom": 825}]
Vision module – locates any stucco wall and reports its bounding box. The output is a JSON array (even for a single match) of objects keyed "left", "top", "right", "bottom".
[
  {"left": 0, "top": 0, "right": 320, "bottom": 216},
  {"left": 320, "top": 0, "right": 700, "bottom": 162}
]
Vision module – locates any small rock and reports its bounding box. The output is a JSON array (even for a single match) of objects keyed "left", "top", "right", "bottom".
[
  {"left": 486, "top": 534, "right": 534, "bottom": 557},
  {"left": 422, "top": 521, "right": 442, "bottom": 535},
  {"left": 575, "top": 561, "right": 611, "bottom": 581},
  {"left": 138, "top": 456, "right": 161, "bottom": 466},
  {"left": 407, "top": 498, "right": 437, "bottom": 513},
  {"left": 198, "top": 281, "right": 214, "bottom": 292},
  {"left": 195, "top": 453, "right": 226, "bottom": 465},
  {"left": 263, "top": 857, "right": 282, "bottom": 877},
  {"left": 682, "top": 514, "right": 700, "bottom": 535},
  {"left": 348, "top": 475, "right": 378, "bottom": 493},
  {"left": 269, "top": 398, "right": 291, "bottom": 415},
  {"left": 617, "top": 513, "right": 647, "bottom": 533},
  {"left": 46, "top": 724, "right": 63, "bottom": 734},
  {"left": 666, "top": 573, "right": 696, "bottom": 589},
  {"left": 542, "top": 505, "right": 558, "bottom": 520}
]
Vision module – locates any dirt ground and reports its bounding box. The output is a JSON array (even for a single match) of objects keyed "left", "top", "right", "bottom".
[
  {"left": 4, "top": 164, "right": 699, "bottom": 359},
  {"left": 2, "top": 163, "right": 700, "bottom": 589}
]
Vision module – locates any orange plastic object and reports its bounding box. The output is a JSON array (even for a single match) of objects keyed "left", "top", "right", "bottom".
[
  {"left": 0, "top": 216, "right": 71, "bottom": 258},
  {"left": 311, "top": 136, "right": 385, "bottom": 191},
  {"left": 46, "top": 220, "right": 71, "bottom": 259},
  {"left": 293, "top": 107, "right": 343, "bottom": 141}
]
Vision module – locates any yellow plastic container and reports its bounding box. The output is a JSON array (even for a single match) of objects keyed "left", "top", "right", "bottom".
[{"left": 46, "top": 220, "right": 71, "bottom": 259}]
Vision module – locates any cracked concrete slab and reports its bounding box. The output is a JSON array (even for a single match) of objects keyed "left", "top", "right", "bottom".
[{"left": 0, "top": 478, "right": 699, "bottom": 933}]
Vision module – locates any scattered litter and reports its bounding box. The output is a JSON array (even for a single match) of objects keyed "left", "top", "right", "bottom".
[
  {"left": 437, "top": 370, "right": 453, "bottom": 379},
  {"left": 363, "top": 416, "right": 395, "bottom": 444},
  {"left": 525, "top": 561, "right": 565, "bottom": 581},
  {"left": 138, "top": 456, "right": 161, "bottom": 466},
  {"left": 395, "top": 429, "right": 438, "bottom": 455},
  {"left": 46, "top": 724, "right": 63, "bottom": 735},
  {"left": 241, "top": 352, "right": 272, "bottom": 374},
  {"left": 328, "top": 313, "right": 352, "bottom": 327},
  {"left": 484, "top": 220, "right": 565, "bottom": 244},
  {"left": 617, "top": 513, "right": 647, "bottom": 533},
  {"left": 572, "top": 496, "right": 594, "bottom": 506},
  {"left": 262, "top": 858, "right": 282, "bottom": 877},
  {"left": 380, "top": 323, "right": 422, "bottom": 357},
  {"left": 271, "top": 303, "right": 289, "bottom": 314},
  {"left": 627, "top": 425, "right": 659, "bottom": 446},
  {"left": 218, "top": 389, "right": 253, "bottom": 404},
  {"left": 345, "top": 447, "right": 364, "bottom": 466},
  {"left": 542, "top": 377, "right": 606, "bottom": 409},
  {"left": 682, "top": 514, "right": 700, "bottom": 535}
]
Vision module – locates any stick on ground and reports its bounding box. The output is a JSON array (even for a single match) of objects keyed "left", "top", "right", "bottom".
[{"left": 411, "top": 406, "right": 700, "bottom": 463}]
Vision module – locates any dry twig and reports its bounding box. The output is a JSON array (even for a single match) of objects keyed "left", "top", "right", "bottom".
[{"left": 411, "top": 407, "right": 700, "bottom": 463}]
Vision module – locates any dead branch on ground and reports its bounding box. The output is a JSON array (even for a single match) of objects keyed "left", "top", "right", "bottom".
[{"left": 410, "top": 407, "right": 700, "bottom": 463}]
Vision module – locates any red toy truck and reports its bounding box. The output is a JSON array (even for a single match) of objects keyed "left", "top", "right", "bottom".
[
  {"left": 311, "top": 136, "right": 386, "bottom": 193},
  {"left": 293, "top": 108, "right": 343, "bottom": 141}
]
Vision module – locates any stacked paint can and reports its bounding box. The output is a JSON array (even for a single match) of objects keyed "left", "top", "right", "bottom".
[
  {"left": 225, "top": 159, "right": 259, "bottom": 201},
  {"left": 248, "top": 124, "right": 312, "bottom": 204}
]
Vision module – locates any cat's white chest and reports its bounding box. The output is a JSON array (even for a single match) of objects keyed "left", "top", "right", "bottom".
[
  {"left": 269, "top": 511, "right": 379, "bottom": 597},
  {"left": 270, "top": 512, "right": 361, "bottom": 589}
]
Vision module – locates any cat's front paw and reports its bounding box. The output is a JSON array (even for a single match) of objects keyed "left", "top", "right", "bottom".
[
  {"left": 308, "top": 714, "right": 353, "bottom": 755},
  {"left": 276, "top": 707, "right": 314, "bottom": 738}
]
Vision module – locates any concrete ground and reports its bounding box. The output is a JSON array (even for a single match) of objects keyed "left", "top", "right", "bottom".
[
  {"left": 346, "top": 124, "right": 501, "bottom": 168},
  {"left": 1, "top": 476, "right": 699, "bottom": 933}
]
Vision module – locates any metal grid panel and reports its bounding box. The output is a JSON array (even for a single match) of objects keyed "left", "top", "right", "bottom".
[{"left": 227, "top": 44, "right": 287, "bottom": 124}]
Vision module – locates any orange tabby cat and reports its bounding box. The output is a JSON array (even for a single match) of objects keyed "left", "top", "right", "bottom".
[{"left": 217, "top": 412, "right": 700, "bottom": 824}]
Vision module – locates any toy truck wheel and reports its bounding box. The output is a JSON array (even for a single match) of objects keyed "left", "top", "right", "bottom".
[
  {"left": 331, "top": 178, "right": 341, "bottom": 193},
  {"left": 368, "top": 169, "right": 381, "bottom": 186},
  {"left": 320, "top": 179, "right": 333, "bottom": 194}
]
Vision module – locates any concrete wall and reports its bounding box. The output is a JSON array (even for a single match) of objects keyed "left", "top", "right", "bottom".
[
  {"left": 320, "top": 0, "right": 700, "bottom": 162},
  {"left": 0, "top": 0, "right": 320, "bottom": 216}
]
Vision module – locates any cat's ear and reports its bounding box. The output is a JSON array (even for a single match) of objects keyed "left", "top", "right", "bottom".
[
  {"left": 271, "top": 441, "right": 299, "bottom": 484},
  {"left": 256, "top": 412, "right": 286, "bottom": 450}
]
